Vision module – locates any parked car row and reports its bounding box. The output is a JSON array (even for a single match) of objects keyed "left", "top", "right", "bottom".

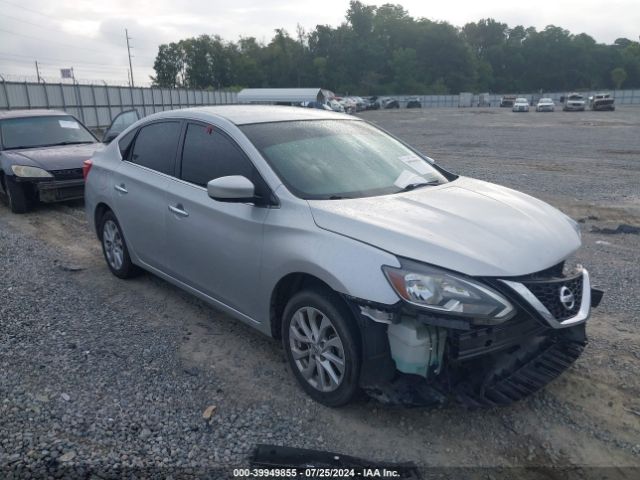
[
  {"left": 0, "top": 105, "right": 602, "bottom": 409},
  {"left": 503, "top": 93, "right": 615, "bottom": 112},
  {"left": 302, "top": 96, "right": 409, "bottom": 113}
]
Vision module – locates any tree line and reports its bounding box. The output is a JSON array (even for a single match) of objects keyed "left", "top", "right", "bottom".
[{"left": 152, "top": 1, "right": 640, "bottom": 94}]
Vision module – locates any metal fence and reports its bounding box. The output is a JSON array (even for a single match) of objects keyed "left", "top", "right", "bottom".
[
  {"left": 0, "top": 80, "right": 238, "bottom": 129},
  {"left": 2, "top": 80, "right": 638, "bottom": 126}
]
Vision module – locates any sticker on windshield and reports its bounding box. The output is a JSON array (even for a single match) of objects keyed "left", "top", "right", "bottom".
[
  {"left": 399, "top": 154, "right": 430, "bottom": 174},
  {"left": 59, "top": 120, "right": 80, "bottom": 129}
]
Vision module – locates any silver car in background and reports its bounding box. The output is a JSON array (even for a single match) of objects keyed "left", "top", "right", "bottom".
[
  {"left": 536, "top": 98, "right": 556, "bottom": 112},
  {"left": 512, "top": 98, "right": 530, "bottom": 112},
  {"left": 85, "top": 106, "right": 601, "bottom": 407}
]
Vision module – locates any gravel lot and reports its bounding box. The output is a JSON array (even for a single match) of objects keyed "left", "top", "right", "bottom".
[{"left": 1, "top": 106, "right": 639, "bottom": 478}]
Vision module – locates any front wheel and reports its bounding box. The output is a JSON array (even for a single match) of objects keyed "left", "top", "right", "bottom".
[
  {"left": 282, "top": 288, "right": 360, "bottom": 406},
  {"left": 3, "top": 176, "right": 33, "bottom": 213}
]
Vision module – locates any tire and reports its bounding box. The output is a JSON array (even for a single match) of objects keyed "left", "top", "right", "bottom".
[
  {"left": 3, "top": 176, "right": 33, "bottom": 214},
  {"left": 282, "top": 287, "right": 361, "bottom": 406},
  {"left": 99, "top": 210, "right": 141, "bottom": 279}
]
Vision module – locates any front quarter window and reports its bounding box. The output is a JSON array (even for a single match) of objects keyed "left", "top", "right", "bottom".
[{"left": 241, "top": 120, "right": 448, "bottom": 199}]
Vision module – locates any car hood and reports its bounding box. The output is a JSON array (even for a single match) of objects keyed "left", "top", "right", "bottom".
[
  {"left": 308, "top": 177, "right": 581, "bottom": 277},
  {"left": 2, "top": 143, "right": 103, "bottom": 171}
]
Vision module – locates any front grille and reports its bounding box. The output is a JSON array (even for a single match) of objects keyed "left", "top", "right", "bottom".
[
  {"left": 523, "top": 274, "right": 583, "bottom": 321},
  {"left": 51, "top": 168, "right": 83, "bottom": 180}
]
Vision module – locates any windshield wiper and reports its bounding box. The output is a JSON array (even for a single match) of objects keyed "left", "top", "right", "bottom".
[
  {"left": 397, "top": 181, "right": 440, "bottom": 192},
  {"left": 4, "top": 141, "right": 94, "bottom": 150},
  {"left": 46, "top": 141, "right": 95, "bottom": 146},
  {"left": 3, "top": 145, "right": 42, "bottom": 150}
]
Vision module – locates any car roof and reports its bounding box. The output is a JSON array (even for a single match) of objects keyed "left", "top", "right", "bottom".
[
  {"left": 0, "top": 109, "right": 69, "bottom": 120},
  {"left": 144, "top": 105, "right": 357, "bottom": 126}
]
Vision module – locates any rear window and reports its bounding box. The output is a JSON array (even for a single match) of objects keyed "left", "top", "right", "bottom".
[
  {"left": 129, "top": 121, "right": 181, "bottom": 175},
  {"left": 118, "top": 129, "right": 137, "bottom": 158}
]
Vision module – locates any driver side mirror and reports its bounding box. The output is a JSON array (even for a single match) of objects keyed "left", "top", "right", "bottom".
[{"left": 207, "top": 176, "right": 256, "bottom": 203}]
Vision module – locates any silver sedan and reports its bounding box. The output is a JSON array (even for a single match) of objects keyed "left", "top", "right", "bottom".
[{"left": 85, "top": 106, "right": 598, "bottom": 407}]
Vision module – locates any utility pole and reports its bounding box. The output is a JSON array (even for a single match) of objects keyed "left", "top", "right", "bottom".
[
  {"left": 125, "top": 29, "right": 134, "bottom": 87},
  {"left": 35, "top": 61, "right": 41, "bottom": 83}
]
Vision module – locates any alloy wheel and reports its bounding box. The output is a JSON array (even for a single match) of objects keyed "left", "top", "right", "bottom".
[
  {"left": 102, "top": 219, "right": 124, "bottom": 270},
  {"left": 289, "top": 306, "right": 346, "bottom": 392}
]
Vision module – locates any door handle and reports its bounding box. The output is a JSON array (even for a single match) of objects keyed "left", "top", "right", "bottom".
[
  {"left": 114, "top": 184, "right": 128, "bottom": 194},
  {"left": 168, "top": 204, "right": 189, "bottom": 217}
]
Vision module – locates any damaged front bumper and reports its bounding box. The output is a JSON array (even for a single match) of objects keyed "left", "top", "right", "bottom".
[
  {"left": 16, "top": 177, "right": 85, "bottom": 203},
  {"left": 343, "top": 266, "right": 604, "bottom": 407}
]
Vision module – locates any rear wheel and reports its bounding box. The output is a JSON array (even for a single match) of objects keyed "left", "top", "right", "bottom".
[
  {"left": 99, "top": 210, "right": 141, "bottom": 279},
  {"left": 282, "top": 288, "right": 360, "bottom": 406},
  {"left": 3, "top": 176, "right": 33, "bottom": 214}
]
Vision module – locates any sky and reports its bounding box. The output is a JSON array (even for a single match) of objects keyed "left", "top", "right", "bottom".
[{"left": 0, "top": 0, "right": 638, "bottom": 86}]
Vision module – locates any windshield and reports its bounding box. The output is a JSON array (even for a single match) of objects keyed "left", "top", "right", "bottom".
[
  {"left": 540, "top": 98, "right": 553, "bottom": 103},
  {"left": 0, "top": 115, "right": 96, "bottom": 150},
  {"left": 241, "top": 120, "right": 448, "bottom": 200},
  {"left": 516, "top": 98, "right": 528, "bottom": 103},
  {"left": 568, "top": 95, "right": 583, "bottom": 100}
]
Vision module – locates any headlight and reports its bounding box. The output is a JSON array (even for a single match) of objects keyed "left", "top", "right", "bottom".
[
  {"left": 11, "top": 165, "right": 53, "bottom": 178},
  {"left": 383, "top": 260, "right": 515, "bottom": 325}
]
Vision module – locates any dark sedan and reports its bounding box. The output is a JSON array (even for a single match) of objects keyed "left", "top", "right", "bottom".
[{"left": 0, "top": 110, "right": 103, "bottom": 213}]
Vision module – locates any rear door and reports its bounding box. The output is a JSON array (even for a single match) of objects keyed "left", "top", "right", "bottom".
[
  {"left": 111, "top": 120, "right": 182, "bottom": 272},
  {"left": 165, "top": 121, "right": 270, "bottom": 319}
]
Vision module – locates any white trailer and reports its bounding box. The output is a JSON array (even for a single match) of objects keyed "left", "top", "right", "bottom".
[{"left": 458, "top": 92, "right": 473, "bottom": 108}]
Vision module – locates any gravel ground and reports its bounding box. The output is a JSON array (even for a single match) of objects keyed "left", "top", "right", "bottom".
[{"left": 1, "top": 107, "right": 639, "bottom": 479}]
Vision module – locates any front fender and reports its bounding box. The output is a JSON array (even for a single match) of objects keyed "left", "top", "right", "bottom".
[{"left": 257, "top": 197, "right": 401, "bottom": 334}]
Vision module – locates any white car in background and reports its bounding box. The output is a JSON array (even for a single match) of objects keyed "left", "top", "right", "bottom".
[
  {"left": 536, "top": 98, "right": 555, "bottom": 112},
  {"left": 512, "top": 98, "right": 530, "bottom": 112},
  {"left": 327, "top": 99, "right": 345, "bottom": 113},
  {"left": 562, "top": 93, "right": 586, "bottom": 112},
  {"left": 338, "top": 97, "right": 357, "bottom": 114}
]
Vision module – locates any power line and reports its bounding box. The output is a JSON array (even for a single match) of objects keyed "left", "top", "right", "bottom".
[
  {"left": 0, "top": 27, "right": 115, "bottom": 55},
  {"left": 0, "top": 0, "right": 61, "bottom": 21},
  {"left": 1, "top": 12, "right": 66, "bottom": 31},
  {"left": 0, "top": 11, "right": 158, "bottom": 61},
  {"left": 0, "top": 52, "right": 152, "bottom": 70}
]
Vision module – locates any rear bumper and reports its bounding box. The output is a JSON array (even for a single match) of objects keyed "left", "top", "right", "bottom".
[{"left": 31, "top": 178, "right": 84, "bottom": 202}]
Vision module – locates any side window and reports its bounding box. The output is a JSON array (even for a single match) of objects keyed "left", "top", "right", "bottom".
[
  {"left": 180, "top": 123, "right": 254, "bottom": 186},
  {"left": 129, "top": 121, "right": 181, "bottom": 175},
  {"left": 118, "top": 129, "right": 136, "bottom": 158}
]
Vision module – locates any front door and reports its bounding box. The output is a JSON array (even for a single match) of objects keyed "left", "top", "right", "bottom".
[{"left": 165, "top": 122, "right": 269, "bottom": 320}]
